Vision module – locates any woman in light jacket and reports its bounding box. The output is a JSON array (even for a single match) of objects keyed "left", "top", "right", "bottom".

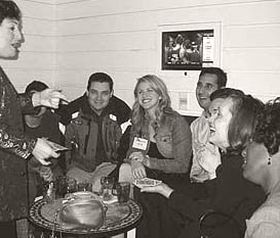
[{"left": 120, "top": 74, "right": 192, "bottom": 238}]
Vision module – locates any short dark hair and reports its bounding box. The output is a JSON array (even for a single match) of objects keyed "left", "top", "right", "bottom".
[
  {"left": 87, "top": 72, "right": 113, "bottom": 92},
  {"left": 210, "top": 88, "right": 264, "bottom": 152},
  {"left": 25, "top": 80, "right": 48, "bottom": 93},
  {"left": 253, "top": 97, "right": 280, "bottom": 155},
  {"left": 199, "top": 67, "right": 227, "bottom": 88},
  {"left": 0, "top": 1, "right": 21, "bottom": 24}
]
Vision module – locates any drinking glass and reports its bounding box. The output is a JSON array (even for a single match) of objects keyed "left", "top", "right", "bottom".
[
  {"left": 66, "top": 177, "right": 77, "bottom": 194},
  {"left": 77, "top": 180, "right": 92, "bottom": 192},
  {"left": 55, "top": 176, "right": 68, "bottom": 198},
  {"left": 116, "top": 182, "right": 130, "bottom": 203},
  {"left": 42, "top": 181, "right": 56, "bottom": 203},
  {"left": 100, "top": 176, "right": 114, "bottom": 201}
]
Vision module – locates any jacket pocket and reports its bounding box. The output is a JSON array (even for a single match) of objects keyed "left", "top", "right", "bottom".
[{"left": 155, "top": 132, "right": 173, "bottom": 158}]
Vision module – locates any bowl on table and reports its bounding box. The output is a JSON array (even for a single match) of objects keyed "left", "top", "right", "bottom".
[{"left": 59, "top": 191, "right": 107, "bottom": 230}]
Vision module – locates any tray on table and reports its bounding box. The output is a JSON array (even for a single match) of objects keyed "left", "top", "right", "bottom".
[{"left": 29, "top": 196, "right": 142, "bottom": 236}]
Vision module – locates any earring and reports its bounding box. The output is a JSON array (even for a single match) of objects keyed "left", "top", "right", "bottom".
[{"left": 268, "top": 157, "right": 271, "bottom": 165}]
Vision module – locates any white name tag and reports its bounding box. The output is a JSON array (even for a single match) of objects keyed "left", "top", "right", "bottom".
[{"left": 132, "top": 137, "right": 149, "bottom": 151}]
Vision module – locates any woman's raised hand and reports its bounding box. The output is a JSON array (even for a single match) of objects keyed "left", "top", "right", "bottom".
[{"left": 32, "top": 89, "right": 68, "bottom": 108}]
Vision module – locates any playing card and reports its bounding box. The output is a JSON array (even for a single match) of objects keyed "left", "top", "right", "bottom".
[
  {"left": 45, "top": 140, "right": 71, "bottom": 152},
  {"left": 133, "top": 178, "right": 162, "bottom": 189}
]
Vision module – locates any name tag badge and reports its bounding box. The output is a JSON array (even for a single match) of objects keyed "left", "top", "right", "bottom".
[{"left": 132, "top": 137, "right": 149, "bottom": 151}]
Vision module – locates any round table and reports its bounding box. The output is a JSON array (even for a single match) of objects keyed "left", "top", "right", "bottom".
[{"left": 29, "top": 197, "right": 143, "bottom": 237}]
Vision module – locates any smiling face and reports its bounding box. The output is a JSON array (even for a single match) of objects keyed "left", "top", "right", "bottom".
[
  {"left": 196, "top": 73, "right": 219, "bottom": 111},
  {"left": 136, "top": 81, "right": 161, "bottom": 114},
  {"left": 87, "top": 81, "right": 112, "bottom": 115},
  {"left": 242, "top": 141, "right": 269, "bottom": 185},
  {"left": 208, "top": 97, "right": 233, "bottom": 151},
  {"left": 0, "top": 18, "right": 23, "bottom": 59}
]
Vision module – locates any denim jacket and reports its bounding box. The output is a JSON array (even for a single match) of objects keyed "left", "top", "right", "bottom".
[{"left": 127, "top": 110, "right": 192, "bottom": 174}]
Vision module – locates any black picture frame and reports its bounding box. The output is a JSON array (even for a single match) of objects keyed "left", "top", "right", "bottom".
[{"left": 161, "top": 29, "right": 214, "bottom": 70}]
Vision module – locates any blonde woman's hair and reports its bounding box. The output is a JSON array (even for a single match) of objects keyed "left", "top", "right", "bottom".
[{"left": 131, "top": 74, "right": 172, "bottom": 134}]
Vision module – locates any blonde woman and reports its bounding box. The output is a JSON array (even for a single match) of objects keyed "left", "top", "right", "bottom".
[{"left": 120, "top": 74, "right": 192, "bottom": 238}]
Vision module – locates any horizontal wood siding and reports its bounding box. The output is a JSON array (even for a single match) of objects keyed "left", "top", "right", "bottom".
[
  {"left": 55, "top": 0, "right": 280, "bottom": 113},
  {"left": 1, "top": 0, "right": 279, "bottom": 113}
]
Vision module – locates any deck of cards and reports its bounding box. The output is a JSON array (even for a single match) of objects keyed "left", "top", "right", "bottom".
[
  {"left": 45, "top": 140, "right": 70, "bottom": 152},
  {"left": 133, "top": 178, "right": 162, "bottom": 189}
]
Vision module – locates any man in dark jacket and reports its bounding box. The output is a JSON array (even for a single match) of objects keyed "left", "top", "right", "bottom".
[
  {"left": 57, "top": 91, "right": 131, "bottom": 126},
  {"left": 64, "top": 72, "right": 131, "bottom": 192}
]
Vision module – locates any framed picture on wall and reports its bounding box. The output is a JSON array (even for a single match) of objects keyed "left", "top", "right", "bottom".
[{"left": 162, "top": 29, "right": 214, "bottom": 70}]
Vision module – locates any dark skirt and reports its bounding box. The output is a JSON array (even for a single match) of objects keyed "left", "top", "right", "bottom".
[{"left": 134, "top": 167, "right": 189, "bottom": 238}]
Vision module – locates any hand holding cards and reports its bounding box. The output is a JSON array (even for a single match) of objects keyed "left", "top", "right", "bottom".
[
  {"left": 133, "top": 177, "right": 162, "bottom": 189},
  {"left": 137, "top": 179, "right": 174, "bottom": 198}
]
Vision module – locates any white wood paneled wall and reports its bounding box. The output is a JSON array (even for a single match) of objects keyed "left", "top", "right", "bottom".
[
  {"left": 55, "top": 0, "right": 280, "bottom": 114},
  {"left": 2, "top": 0, "right": 280, "bottom": 114}
]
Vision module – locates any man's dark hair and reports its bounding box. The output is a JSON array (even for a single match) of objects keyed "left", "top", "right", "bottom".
[
  {"left": 87, "top": 72, "right": 113, "bottom": 92},
  {"left": 0, "top": 1, "right": 21, "bottom": 24},
  {"left": 199, "top": 67, "right": 227, "bottom": 89},
  {"left": 25, "top": 80, "right": 48, "bottom": 93}
]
